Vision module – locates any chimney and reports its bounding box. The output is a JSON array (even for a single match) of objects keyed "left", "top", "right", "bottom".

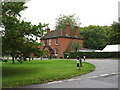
[
  {"left": 47, "top": 28, "right": 50, "bottom": 33},
  {"left": 74, "top": 26, "right": 79, "bottom": 37},
  {"left": 65, "top": 22, "right": 70, "bottom": 36}
]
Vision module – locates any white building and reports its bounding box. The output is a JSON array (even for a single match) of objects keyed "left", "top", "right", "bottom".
[{"left": 102, "top": 44, "right": 120, "bottom": 52}]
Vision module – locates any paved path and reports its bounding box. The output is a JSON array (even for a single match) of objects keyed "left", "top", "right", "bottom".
[{"left": 19, "top": 59, "right": 118, "bottom": 88}]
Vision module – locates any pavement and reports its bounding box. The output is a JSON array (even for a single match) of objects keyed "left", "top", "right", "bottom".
[{"left": 18, "top": 59, "right": 119, "bottom": 88}]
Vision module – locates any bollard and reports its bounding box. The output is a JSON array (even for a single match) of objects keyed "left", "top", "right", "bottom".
[
  {"left": 83, "top": 55, "right": 86, "bottom": 61},
  {"left": 76, "top": 56, "right": 80, "bottom": 70},
  {"left": 67, "top": 55, "right": 69, "bottom": 59}
]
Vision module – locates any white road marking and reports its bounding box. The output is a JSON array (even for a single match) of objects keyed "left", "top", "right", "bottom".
[
  {"left": 62, "top": 80, "right": 68, "bottom": 82},
  {"left": 100, "top": 74, "right": 110, "bottom": 77},
  {"left": 47, "top": 72, "right": 117, "bottom": 85},
  {"left": 74, "top": 78, "right": 81, "bottom": 80},
  {"left": 111, "top": 73, "right": 117, "bottom": 75},
  {"left": 68, "top": 79, "right": 74, "bottom": 81},
  {"left": 87, "top": 76, "right": 99, "bottom": 79},
  {"left": 48, "top": 81, "right": 63, "bottom": 84}
]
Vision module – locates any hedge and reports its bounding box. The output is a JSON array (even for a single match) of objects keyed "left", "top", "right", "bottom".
[{"left": 64, "top": 52, "right": 120, "bottom": 59}]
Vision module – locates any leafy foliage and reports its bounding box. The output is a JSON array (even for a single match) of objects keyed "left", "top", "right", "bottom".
[
  {"left": 66, "top": 41, "right": 81, "bottom": 52},
  {"left": 1, "top": 2, "right": 47, "bottom": 63},
  {"left": 80, "top": 25, "right": 111, "bottom": 50},
  {"left": 79, "top": 22, "right": 119, "bottom": 50},
  {"left": 64, "top": 52, "right": 120, "bottom": 59},
  {"left": 55, "top": 14, "right": 81, "bottom": 31},
  {"left": 109, "top": 22, "right": 120, "bottom": 44}
]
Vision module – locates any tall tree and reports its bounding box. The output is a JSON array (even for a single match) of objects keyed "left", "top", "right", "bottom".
[
  {"left": 109, "top": 22, "right": 120, "bottom": 44},
  {"left": 80, "top": 25, "right": 110, "bottom": 50},
  {"left": 2, "top": 2, "right": 28, "bottom": 63},
  {"left": 2, "top": 1, "right": 47, "bottom": 63},
  {"left": 55, "top": 14, "right": 81, "bottom": 32}
]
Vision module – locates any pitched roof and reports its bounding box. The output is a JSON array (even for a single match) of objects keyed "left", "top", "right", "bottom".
[
  {"left": 41, "top": 29, "right": 83, "bottom": 40},
  {"left": 44, "top": 29, "right": 66, "bottom": 38}
]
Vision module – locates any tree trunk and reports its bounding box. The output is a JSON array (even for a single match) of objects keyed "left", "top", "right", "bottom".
[
  {"left": 23, "top": 58, "right": 27, "bottom": 61},
  {"left": 12, "top": 56, "right": 15, "bottom": 64},
  {"left": 29, "top": 57, "right": 31, "bottom": 61},
  {"left": 11, "top": 52, "right": 15, "bottom": 64},
  {"left": 41, "top": 57, "right": 43, "bottom": 60}
]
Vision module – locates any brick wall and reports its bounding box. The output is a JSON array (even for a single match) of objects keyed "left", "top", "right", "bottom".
[
  {"left": 58, "top": 38, "right": 83, "bottom": 58},
  {"left": 40, "top": 38, "right": 83, "bottom": 58}
]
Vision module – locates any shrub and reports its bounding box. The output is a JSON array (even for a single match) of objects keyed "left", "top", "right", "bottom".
[
  {"left": 2, "top": 59, "right": 8, "bottom": 63},
  {"left": 17, "top": 60, "right": 23, "bottom": 63},
  {"left": 64, "top": 52, "right": 120, "bottom": 59}
]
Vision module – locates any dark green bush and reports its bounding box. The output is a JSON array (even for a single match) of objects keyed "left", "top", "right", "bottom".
[
  {"left": 2, "top": 59, "right": 8, "bottom": 63},
  {"left": 17, "top": 60, "right": 23, "bottom": 63},
  {"left": 64, "top": 52, "right": 120, "bottom": 59}
]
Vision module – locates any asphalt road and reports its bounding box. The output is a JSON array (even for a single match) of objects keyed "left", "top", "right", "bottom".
[{"left": 19, "top": 59, "right": 119, "bottom": 88}]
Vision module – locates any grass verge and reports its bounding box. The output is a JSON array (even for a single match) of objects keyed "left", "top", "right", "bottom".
[{"left": 2, "top": 59, "right": 95, "bottom": 88}]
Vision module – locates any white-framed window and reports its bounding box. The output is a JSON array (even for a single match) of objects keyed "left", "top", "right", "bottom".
[
  {"left": 55, "top": 38, "right": 58, "bottom": 45},
  {"left": 55, "top": 48, "right": 58, "bottom": 55},
  {"left": 49, "top": 39, "right": 51, "bottom": 45}
]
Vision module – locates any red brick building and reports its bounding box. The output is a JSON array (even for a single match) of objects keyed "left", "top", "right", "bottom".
[{"left": 40, "top": 23, "right": 83, "bottom": 58}]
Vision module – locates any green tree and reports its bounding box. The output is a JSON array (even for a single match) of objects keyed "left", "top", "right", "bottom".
[
  {"left": 2, "top": 1, "right": 47, "bottom": 63},
  {"left": 19, "top": 40, "right": 43, "bottom": 61},
  {"left": 66, "top": 41, "right": 81, "bottom": 52},
  {"left": 109, "top": 22, "right": 120, "bottom": 44},
  {"left": 80, "top": 25, "right": 110, "bottom": 50},
  {"left": 2, "top": 2, "right": 28, "bottom": 63},
  {"left": 55, "top": 14, "right": 81, "bottom": 33}
]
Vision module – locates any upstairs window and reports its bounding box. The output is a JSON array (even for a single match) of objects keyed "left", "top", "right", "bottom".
[
  {"left": 55, "top": 38, "right": 58, "bottom": 45},
  {"left": 49, "top": 39, "right": 51, "bottom": 45},
  {"left": 55, "top": 48, "right": 58, "bottom": 55}
]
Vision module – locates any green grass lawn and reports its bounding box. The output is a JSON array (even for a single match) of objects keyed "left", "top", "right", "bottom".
[{"left": 2, "top": 59, "right": 95, "bottom": 88}]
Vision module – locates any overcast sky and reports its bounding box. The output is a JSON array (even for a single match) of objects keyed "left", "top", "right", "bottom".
[{"left": 20, "top": 0, "right": 120, "bottom": 30}]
